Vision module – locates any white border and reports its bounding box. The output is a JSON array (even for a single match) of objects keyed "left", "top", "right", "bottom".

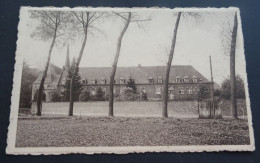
[{"left": 6, "top": 6, "right": 255, "bottom": 155}]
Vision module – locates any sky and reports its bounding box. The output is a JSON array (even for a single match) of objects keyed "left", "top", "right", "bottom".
[{"left": 17, "top": 8, "right": 247, "bottom": 85}]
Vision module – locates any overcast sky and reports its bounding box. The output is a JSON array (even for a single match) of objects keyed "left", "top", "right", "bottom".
[{"left": 18, "top": 8, "right": 247, "bottom": 84}]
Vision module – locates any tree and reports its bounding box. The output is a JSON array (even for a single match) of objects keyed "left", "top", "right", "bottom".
[
  {"left": 220, "top": 75, "right": 245, "bottom": 100},
  {"left": 162, "top": 12, "right": 182, "bottom": 118},
  {"left": 162, "top": 12, "right": 201, "bottom": 118},
  {"left": 63, "top": 57, "right": 83, "bottom": 101},
  {"left": 68, "top": 11, "right": 104, "bottom": 116},
  {"left": 109, "top": 12, "right": 132, "bottom": 116},
  {"left": 95, "top": 87, "right": 105, "bottom": 101},
  {"left": 109, "top": 12, "right": 151, "bottom": 116},
  {"left": 79, "top": 89, "right": 91, "bottom": 101},
  {"left": 126, "top": 78, "right": 137, "bottom": 93},
  {"left": 30, "top": 10, "right": 68, "bottom": 116},
  {"left": 198, "top": 85, "right": 210, "bottom": 101},
  {"left": 19, "top": 61, "right": 38, "bottom": 108},
  {"left": 230, "top": 12, "right": 238, "bottom": 119}
]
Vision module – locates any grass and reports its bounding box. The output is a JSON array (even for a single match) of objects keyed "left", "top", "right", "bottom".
[
  {"left": 30, "top": 100, "right": 247, "bottom": 118},
  {"left": 16, "top": 116, "right": 250, "bottom": 147}
]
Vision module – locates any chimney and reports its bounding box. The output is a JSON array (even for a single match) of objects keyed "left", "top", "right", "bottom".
[{"left": 138, "top": 64, "right": 141, "bottom": 68}]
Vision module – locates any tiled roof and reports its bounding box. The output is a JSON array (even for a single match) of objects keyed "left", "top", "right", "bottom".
[
  {"left": 78, "top": 65, "right": 209, "bottom": 84},
  {"left": 33, "top": 63, "right": 62, "bottom": 88},
  {"left": 33, "top": 64, "right": 210, "bottom": 86}
]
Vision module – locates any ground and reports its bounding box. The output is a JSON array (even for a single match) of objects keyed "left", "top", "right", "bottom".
[
  {"left": 16, "top": 116, "right": 250, "bottom": 147},
  {"left": 30, "top": 100, "right": 247, "bottom": 118}
]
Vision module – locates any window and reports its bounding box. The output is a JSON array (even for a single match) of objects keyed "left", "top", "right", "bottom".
[
  {"left": 91, "top": 80, "right": 97, "bottom": 84},
  {"left": 61, "top": 80, "right": 66, "bottom": 85},
  {"left": 192, "top": 75, "right": 198, "bottom": 83},
  {"left": 82, "top": 79, "right": 87, "bottom": 84},
  {"left": 157, "top": 76, "right": 163, "bottom": 83},
  {"left": 114, "top": 80, "right": 116, "bottom": 84},
  {"left": 101, "top": 79, "right": 106, "bottom": 84},
  {"left": 175, "top": 75, "right": 180, "bottom": 83},
  {"left": 155, "top": 86, "right": 162, "bottom": 95},
  {"left": 103, "top": 88, "right": 107, "bottom": 95},
  {"left": 120, "top": 78, "right": 125, "bottom": 84},
  {"left": 187, "top": 87, "right": 193, "bottom": 94},
  {"left": 184, "top": 76, "right": 189, "bottom": 83},
  {"left": 149, "top": 77, "right": 154, "bottom": 84},
  {"left": 178, "top": 87, "right": 184, "bottom": 94}
]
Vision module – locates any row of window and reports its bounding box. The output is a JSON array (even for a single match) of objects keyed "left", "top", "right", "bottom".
[
  {"left": 155, "top": 86, "right": 198, "bottom": 95},
  {"left": 61, "top": 76, "right": 199, "bottom": 85}
]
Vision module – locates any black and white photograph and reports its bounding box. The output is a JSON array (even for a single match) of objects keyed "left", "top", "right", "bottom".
[{"left": 6, "top": 7, "right": 254, "bottom": 154}]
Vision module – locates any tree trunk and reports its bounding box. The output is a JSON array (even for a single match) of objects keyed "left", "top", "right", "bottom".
[
  {"left": 36, "top": 31, "right": 57, "bottom": 116},
  {"left": 68, "top": 18, "right": 89, "bottom": 116},
  {"left": 230, "top": 12, "right": 238, "bottom": 119},
  {"left": 109, "top": 12, "right": 131, "bottom": 117},
  {"left": 162, "top": 12, "right": 181, "bottom": 118}
]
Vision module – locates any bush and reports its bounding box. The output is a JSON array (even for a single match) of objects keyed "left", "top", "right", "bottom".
[
  {"left": 79, "top": 89, "right": 91, "bottom": 101},
  {"left": 50, "top": 91, "right": 61, "bottom": 102},
  {"left": 115, "top": 87, "right": 139, "bottom": 101},
  {"left": 220, "top": 75, "right": 245, "bottom": 100},
  {"left": 95, "top": 87, "right": 105, "bottom": 101},
  {"left": 33, "top": 89, "right": 46, "bottom": 102}
]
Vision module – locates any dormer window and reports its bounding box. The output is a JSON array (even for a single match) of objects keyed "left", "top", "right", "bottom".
[
  {"left": 61, "top": 79, "right": 66, "bottom": 85},
  {"left": 101, "top": 78, "right": 106, "bottom": 84},
  {"left": 175, "top": 75, "right": 180, "bottom": 83},
  {"left": 120, "top": 77, "right": 125, "bottom": 84},
  {"left": 129, "top": 77, "right": 135, "bottom": 83},
  {"left": 91, "top": 79, "right": 97, "bottom": 84},
  {"left": 82, "top": 79, "right": 87, "bottom": 84},
  {"left": 192, "top": 75, "right": 198, "bottom": 83},
  {"left": 157, "top": 76, "right": 163, "bottom": 83},
  {"left": 184, "top": 75, "right": 189, "bottom": 83},
  {"left": 149, "top": 77, "right": 154, "bottom": 84}
]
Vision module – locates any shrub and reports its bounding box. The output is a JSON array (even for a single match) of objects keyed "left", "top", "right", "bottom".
[
  {"left": 116, "top": 87, "right": 139, "bottom": 101},
  {"left": 95, "top": 87, "right": 105, "bottom": 101},
  {"left": 79, "top": 89, "right": 91, "bottom": 101},
  {"left": 50, "top": 91, "right": 61, "bottom": 102}
]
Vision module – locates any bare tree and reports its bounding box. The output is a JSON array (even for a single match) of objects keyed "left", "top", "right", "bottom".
[
  {"left": 68, "top": 11, "right": 104, "bottom": 116},
  {"left": 230, "top": 12, "right": 238, "bottom": 119},
  {"left": 162, "top": 12, "right": 201, "bottom": 118},
  {"left": 109, "top": 12, "right": 131, "bottom": 117},
  {"left": 109, "top": 12, "right": 151, "bottom": 116},
  {"left": 162, "top": 12, "right": 182, "bottom": 118},
  {"left": 221, "top": 12, "right": 239, "bottom": 119},
  {"left": 30, "top": 10, "right": 68, "bottom": 116}
]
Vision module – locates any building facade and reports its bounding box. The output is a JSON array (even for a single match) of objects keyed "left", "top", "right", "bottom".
[{"left": 32, "top": 48, "right": 212, "bottom": 102}]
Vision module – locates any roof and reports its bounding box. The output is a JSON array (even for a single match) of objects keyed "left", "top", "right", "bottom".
[
  {"left": 78, "top": 65, "right": 209, "bottom": 84},
  {"left": 33, "top": 63, "right": 63, "bottom": 89},
  {"left": 33, "top": 64, "right": 210, "bottom": 85}
]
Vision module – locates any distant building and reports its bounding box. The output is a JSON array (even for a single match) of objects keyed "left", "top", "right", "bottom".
[{"left": 32, "top": 47, "right": 212, "bottom": 102}]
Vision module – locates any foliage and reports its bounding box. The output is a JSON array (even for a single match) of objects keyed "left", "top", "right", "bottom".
[
  {"left": 33, "top": 89, "right": 46, "bottom": 102},
  {"left": 213, "top": 89, "right": 221, "bottom": 97},
  {"left": 116, "top": 87, "right": 139, "bottom": 101},
  {"left": 126, "top": 79, "right": 137, "bottom": 93},
  {"left": 220, "top": 75, "right": 245, "bottom": 100},
  {"left": 50, "top": 90, "right": 62, "bottom": 102},
  {"left": 94, "top": 87, "right": 105, "bottom": 101},
  {"left": 79, "top": 89, "right": 91, "bottom": 101},
  {"left": 19, "top": 62, "right": 39, "bottom": 108},
  {"left": 62, "top": 57, "right": 83, "bottom": 101},
  {"left": 198, "top": 85, "right": 210, "bottom": 100},
  {"left": 30, "top": 10, "right": 70, "bottom": 44}
]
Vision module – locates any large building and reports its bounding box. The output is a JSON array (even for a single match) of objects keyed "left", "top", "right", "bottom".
[{"left": 32, "top": 48, "right": 212, "bottom": 102}]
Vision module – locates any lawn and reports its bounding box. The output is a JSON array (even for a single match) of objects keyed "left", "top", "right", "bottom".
[
  {"left": 16, "top": 116, "right": 250, "bottom": 147},
  {"left": 31, "top": 100, "right": 247, "bottom": 118}
]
